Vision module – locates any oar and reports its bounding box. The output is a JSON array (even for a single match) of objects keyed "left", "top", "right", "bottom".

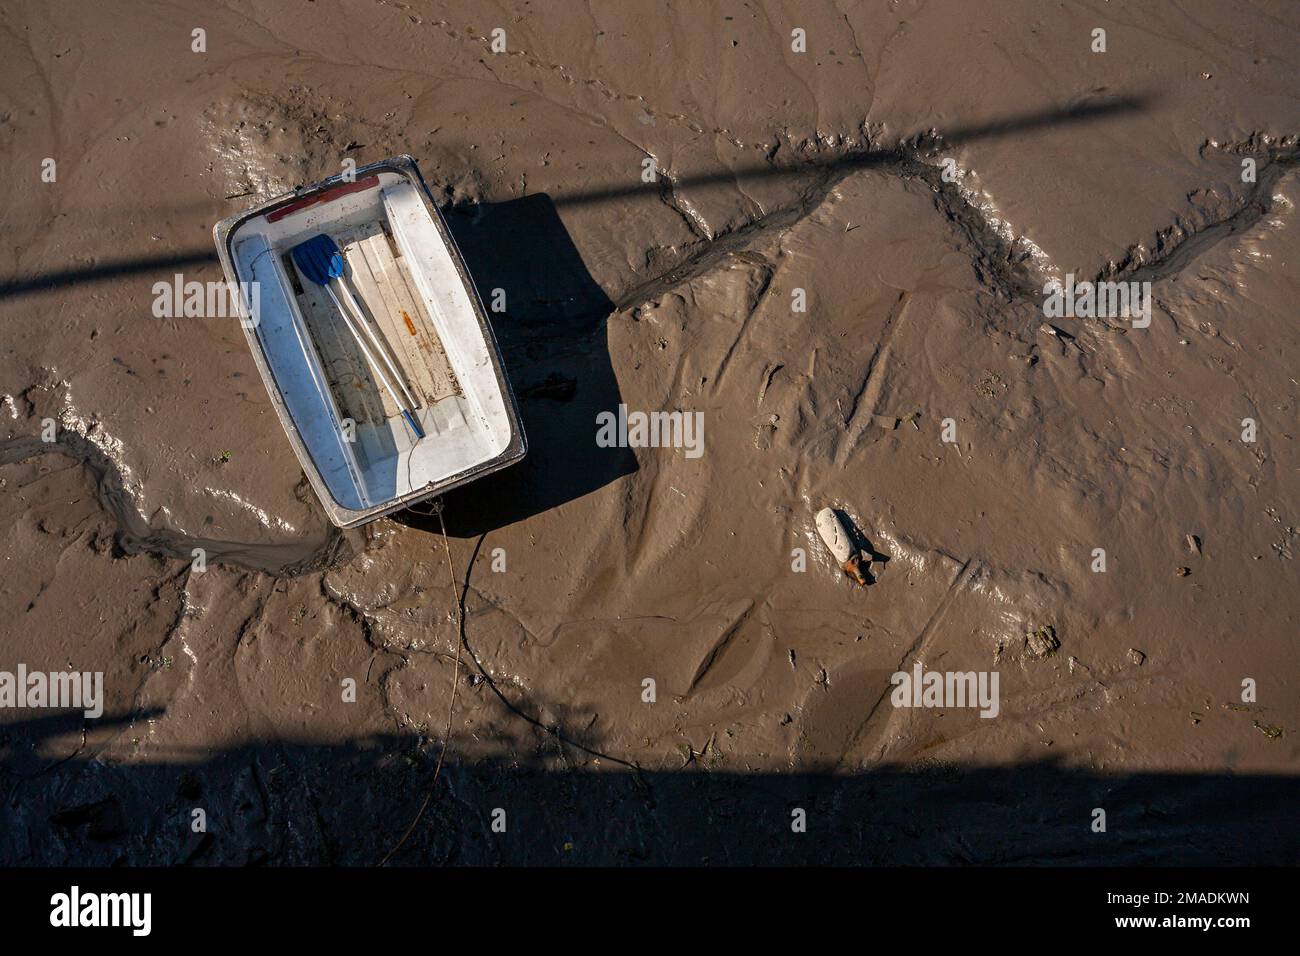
[
  {"left": 293, "top": 234, "right": 421, "bottom": 410},
  {"left": 291, "top": 235, "right": 425, "bottom": 440}
]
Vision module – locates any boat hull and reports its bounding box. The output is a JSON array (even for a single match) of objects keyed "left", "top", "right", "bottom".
[{"left": 213, "top": 156, "right": 526, "bottom": 528}]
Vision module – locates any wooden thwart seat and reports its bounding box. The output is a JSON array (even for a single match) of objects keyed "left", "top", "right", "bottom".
[{"left": 290, "top": 225, "right": 461, "bottom": 432}]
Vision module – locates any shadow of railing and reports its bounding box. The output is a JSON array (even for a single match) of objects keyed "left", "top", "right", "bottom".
[
  {"left": 550, "top": 94, "right": 1153, "bottom": 208},
  {"left": 2, "top": 707, "right": 1293, "bottom": 866},
  {"left": 0, "top": 95, "right": 1154, "bottom": 301},
  {"left": 0, "top": 251, "right": 221, "bottom": 298}
]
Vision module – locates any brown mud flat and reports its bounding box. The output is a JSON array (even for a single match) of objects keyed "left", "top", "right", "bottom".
[{"left": 1, "top": 1, "right": 1297, "bottom": 865}]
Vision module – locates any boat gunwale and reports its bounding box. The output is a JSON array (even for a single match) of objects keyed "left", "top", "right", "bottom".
[{"left": 213, "top": 155, "right": 527, "bottom": 529}]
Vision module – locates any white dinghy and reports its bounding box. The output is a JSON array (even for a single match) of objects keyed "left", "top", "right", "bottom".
[{"left": 214, "top": 156, "right": 526, "bottom": 527}]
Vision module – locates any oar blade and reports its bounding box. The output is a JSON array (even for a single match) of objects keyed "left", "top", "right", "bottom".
[{"left": 290, "top": 234, "right": 346, "bottom": 286}]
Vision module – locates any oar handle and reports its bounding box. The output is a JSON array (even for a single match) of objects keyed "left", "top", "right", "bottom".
[
  {"left": 323, "top": 285, "right": 423, "bottom": 440},
  {"left": 333, "top": 276, "right": 421, "bottom": 411},
  {"left": 401, "top": 408, "right": 425, "bottom": 440}
]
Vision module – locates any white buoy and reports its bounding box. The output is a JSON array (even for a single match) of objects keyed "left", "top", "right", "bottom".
[
  {"left": 815, "top": 507, "right": 869, "bottom": 586},
  {"left": 815, "top": 508, "right": 854, "bottom": 562}
]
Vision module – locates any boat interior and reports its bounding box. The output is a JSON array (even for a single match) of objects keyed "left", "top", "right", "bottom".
[{"left": 227, "top": 171, "right": 516, "bottom": 517}]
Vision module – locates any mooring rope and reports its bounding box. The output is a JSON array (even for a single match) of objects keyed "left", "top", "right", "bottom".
[
  {"left": 377, "top": 500, "right": 462, "bottom": 866},
  {"left": 377, "top": 504, "right": 650, "bottom": 864}
]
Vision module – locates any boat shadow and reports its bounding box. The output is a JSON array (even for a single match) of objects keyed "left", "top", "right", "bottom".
[{"left": 398, "top": 193, "right": 637, "bottom": 537}]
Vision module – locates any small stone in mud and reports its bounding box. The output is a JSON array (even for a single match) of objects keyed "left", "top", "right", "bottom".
[
  {"left": 788, "top": 648, "right": 797, "bottom": 668},
  {"left": 1176, "top": 566, "right": 1191, "bottom": 577},
  {"left": 1186, "top": 534, "right": 1202, "bottom": 555},
  {"left": 1128, "top": 648, "right": 1146, "bottom": 666},
  {"left": 1025, "top": 625, "right": 1059, "bottom": 659},
  {"left": 177, "top": 771, "right": 202, "bottom": 799},
  {"left": 49, "top": 796, "right": 128, "bottom": 840},
  {"left": 1253, "top": 720, "right": 1283, "bottom": 739}
]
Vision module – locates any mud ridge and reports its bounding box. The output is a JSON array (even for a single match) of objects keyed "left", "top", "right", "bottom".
[
  {"left": 1103, "top": 137, "right": 1300, "bottom": 285},
  {"left": 0, "top": 435, "right": 344, "bottom": 577},
  {"left": 614, "top": 133, "right": 1056, "bottom": 314}
]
